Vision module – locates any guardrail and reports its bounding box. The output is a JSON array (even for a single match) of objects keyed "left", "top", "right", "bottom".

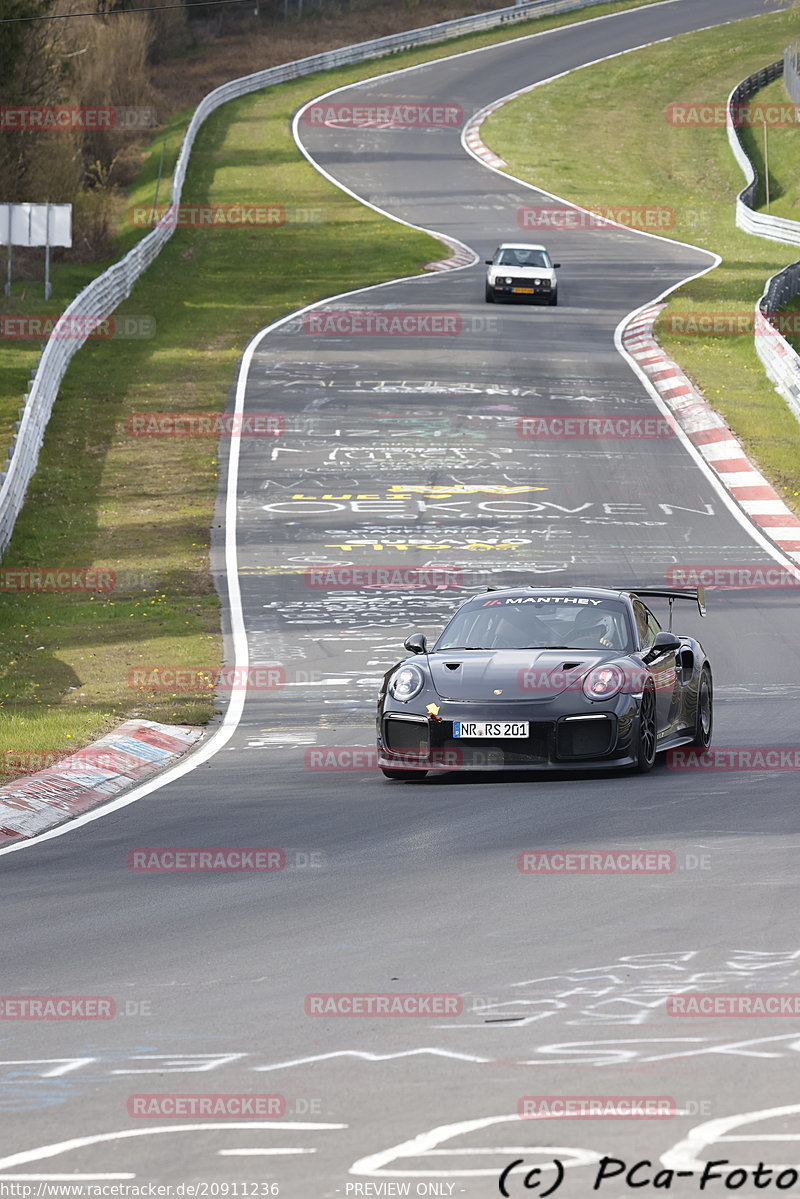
[
  {"left": 725, "top": 56, "right": 800, "bottom": 429},
  {"left": 756, "top": 264, "right": 800, "bottom": 424},
  {"left": 0, "top": 0, "right": 615, "bottom": 557},
  {"left": 725, "top": 60, "right": 800, "bottom": 245}
]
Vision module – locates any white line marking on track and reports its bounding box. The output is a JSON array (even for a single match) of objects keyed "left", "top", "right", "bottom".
[
  {"left": 0, "top": 1058, "right": 97, "bottom": 1077},
  {"left": 662, "top": 1104, "right": 800, "bottom": 1172},
  {"left": 0, "top": 1124, "right": 348, "bottom": 1177},
  {"left": 251, "top": 1048, "right": 492, "bottom": 1072},
  {"left": 720, "top": 1135, "right": 800, "bottom": 1141},
  {"left": 218, "top": 1148, "right": 317, "bottom": 1155},
  {"left": 350, "top": 1114, "right": 601, "bottom": 1178}
]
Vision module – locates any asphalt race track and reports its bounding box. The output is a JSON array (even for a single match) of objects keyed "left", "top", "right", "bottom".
[{"left": 4, "top": 1, "right": 800, "bottom": 1195}]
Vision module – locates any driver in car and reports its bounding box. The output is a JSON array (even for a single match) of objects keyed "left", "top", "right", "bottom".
[
  {"left": 489, "top": 606, "right": 558, "bottom": 649},
  {"left": 570, "top": 605, "right": 620, "bottom": 649}
]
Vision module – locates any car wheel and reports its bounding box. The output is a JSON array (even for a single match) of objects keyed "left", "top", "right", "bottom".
[
  {"left": 485, "top": 285, "right": 494, "bottom": 303},
  {"left": 381, "top": 768, "right": 428, "bottom": 780},
  {"left": 689, "top": 666, "right": 713, "bottom": 748},
  {"left": 635, "top": 684, "right": 657, "bottom": 772},
  {"left": 548, "top": 291, "right": 558, "bottom": 306}
]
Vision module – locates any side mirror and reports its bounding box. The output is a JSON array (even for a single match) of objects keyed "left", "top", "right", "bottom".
[
  {"left": 553, "top": 262, "right": 561, "bottom": 268},
  {"left": 643, "top": 631, "right": 682, "bottom": 662},
  {"left": 485, "top": 259, "right": 493, "bottom": 265},
  {"left": 403, "top": 632, "right": 428, "bottom": 655}
]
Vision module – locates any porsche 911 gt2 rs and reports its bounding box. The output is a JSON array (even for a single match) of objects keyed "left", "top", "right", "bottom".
[{"left": 377, "top": 586, "right": 712, "bottom": 779}]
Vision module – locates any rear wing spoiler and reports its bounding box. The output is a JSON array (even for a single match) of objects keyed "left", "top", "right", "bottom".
[{"left": 629, "top": 587, "right": 706, "bottom": 627}]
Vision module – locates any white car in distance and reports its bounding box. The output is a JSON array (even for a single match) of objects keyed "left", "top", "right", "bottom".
[{"left": 485, "top": 242, "right": 560, "bottom": 305}]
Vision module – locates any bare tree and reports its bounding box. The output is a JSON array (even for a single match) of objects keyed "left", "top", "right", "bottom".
[{"left": 0, "top": 0, "right": 81, "bottom": 202}]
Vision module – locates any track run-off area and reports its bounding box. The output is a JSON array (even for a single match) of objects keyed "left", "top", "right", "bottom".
[{"left": 3, "top": 1, "right": 800, "bottom": 1195}]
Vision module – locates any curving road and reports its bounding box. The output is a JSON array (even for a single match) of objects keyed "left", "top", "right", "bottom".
[{"left": 3, "top": 1, "right": 800, "bottom": 1194}]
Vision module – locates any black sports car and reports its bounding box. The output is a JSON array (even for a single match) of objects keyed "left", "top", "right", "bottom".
[{"left": 377, "top": 586, "right": 712, "bottom": 779}]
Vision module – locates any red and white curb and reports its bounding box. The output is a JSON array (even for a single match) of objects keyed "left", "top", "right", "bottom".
[
  {"left": 425, "top": 232, "right": 478, "bottom": 272},
  {"left": 624, "top": 304, "right": 800, "bottom": 562},
  {"left": 0, "top": 720, "right": 203, "bottom": 846},
  {"left": 463, "top": 103, "right": 508, "bottom": 169}
]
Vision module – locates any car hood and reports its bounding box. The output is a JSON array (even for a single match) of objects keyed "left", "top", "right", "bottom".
[
  {"left": 427, "top": 649, "right": 617, "bottom": 702},
  {"left": 487, "top": 264, "right": 556, "bottom": 279}
]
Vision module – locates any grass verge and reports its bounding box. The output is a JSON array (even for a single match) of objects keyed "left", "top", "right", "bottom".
[
  {"left": 482, "top": 7, "right": 800, "bottom": 516},
  {"left": 0, "top": 0, "right": 667, "bottom": 775}
]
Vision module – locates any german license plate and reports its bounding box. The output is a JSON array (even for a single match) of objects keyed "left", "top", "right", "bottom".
[
  {"left": 453, "top": 721, "right": 529, "bottom": 738},
  {"left": 512, "top": 287, "right": 535, "bottom": 294}
]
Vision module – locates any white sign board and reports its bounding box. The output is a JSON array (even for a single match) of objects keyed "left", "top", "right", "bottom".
[{"left": 0, "top": 203, "right": 72, "bottom": 248}]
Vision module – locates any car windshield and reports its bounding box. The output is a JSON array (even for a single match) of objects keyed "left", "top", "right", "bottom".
[
  {"left": 495, "top": 248, "right": 550, "bottom": 268},
  {"left": 435, "top": 596, "right": 634, "bottom": 652}
]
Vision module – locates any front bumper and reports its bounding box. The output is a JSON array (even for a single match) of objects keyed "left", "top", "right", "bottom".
[
  {"left": 488, "top": 275, "right": 554, "bottom": 300},
  {"left": 378, "top": 697, "right": 640, "bottom": 773}
]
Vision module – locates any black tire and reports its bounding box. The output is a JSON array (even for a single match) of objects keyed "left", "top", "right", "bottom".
[
  {"left": 636, "top": 684, "right": 657, "bottom": 773},
  {"left": 485, "top": 285, "right": 494, "bottom": 303},
  {"left": 689, "top": 666, "right": 713, "bottom": 748},
  {"left": 548, "top": 291, "right": 558, "bottom": 306},
  {"left": 381, "top": 768, "right": 428, "bottom": 780}
]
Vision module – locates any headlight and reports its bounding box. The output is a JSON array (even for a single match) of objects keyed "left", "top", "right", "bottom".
[
  {"left": 534, "top": 278, "right": 541, "bottom": 284},
  {"left": 388, "top": 664, "right": 425, "bottom": 702},
  {"left": 505, "top": 276, "right": 512, "bottom": 283},
  {"left": 583, "top": 664, "right": 625, "bottom": 700}
]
